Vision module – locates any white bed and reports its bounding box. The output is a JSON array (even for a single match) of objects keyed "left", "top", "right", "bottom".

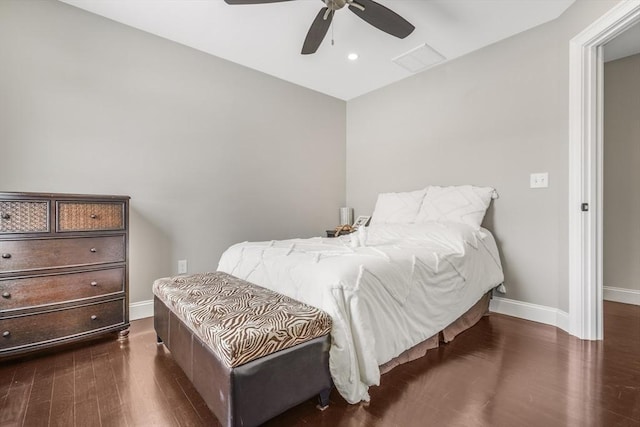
[{"left": 217, "top": 221, "right": 504, "bottom": 404}]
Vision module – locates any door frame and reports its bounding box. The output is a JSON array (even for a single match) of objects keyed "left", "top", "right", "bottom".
[{"left": 568, "top": 0, "right": 640, "bottom": 340}]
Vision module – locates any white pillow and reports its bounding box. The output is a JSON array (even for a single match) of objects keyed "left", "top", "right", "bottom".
[
  {"left": 371, "top": 189, "right": 427, "bottom": 225},
  {"left": 415, "top": 185, "right": 496, "bottom": 229}
]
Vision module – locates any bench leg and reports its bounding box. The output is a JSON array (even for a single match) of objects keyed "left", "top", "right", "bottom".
[{"left": 316, "top": 386, "right": 332, "bottom": 410}]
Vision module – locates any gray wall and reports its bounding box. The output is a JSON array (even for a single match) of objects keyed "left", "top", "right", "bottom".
[
  {"left": 0, "top": 0, "right": 346, "bottom": 304},
  {"left": 604, "top": 53, "right": 640, "bottom": 293},
  {"left": 346, "top": 0, "right": 618, "bottom": 312}
]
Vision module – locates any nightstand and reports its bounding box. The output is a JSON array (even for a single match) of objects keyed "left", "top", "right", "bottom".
[{"left": 326, "top": 229, "right": 354, "bottom": 238}]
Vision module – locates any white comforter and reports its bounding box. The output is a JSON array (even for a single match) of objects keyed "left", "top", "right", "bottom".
[{"left": 217, "top": 222, "right": 504, "bottom": 403}]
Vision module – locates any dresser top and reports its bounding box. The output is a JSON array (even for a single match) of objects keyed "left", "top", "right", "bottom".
[{"left": 0, "top": 192, "right": 130, "bottom": 200}]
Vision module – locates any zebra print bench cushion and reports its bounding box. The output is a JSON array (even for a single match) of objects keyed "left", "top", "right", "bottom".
[{"left": 152, "top": 272, "right": 332, "bottom": 368}]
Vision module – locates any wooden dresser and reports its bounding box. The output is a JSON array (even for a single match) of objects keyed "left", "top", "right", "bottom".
[{"left": 0, "top": 192, "right": 130, "bottom": 357}]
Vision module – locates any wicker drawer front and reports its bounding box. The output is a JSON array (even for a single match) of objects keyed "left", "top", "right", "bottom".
[
  {"left": 0, "top": 201, "right": 49, "bottom": 234},
  {"left": 0, "top": 236, "right": 125, "bottom": 273},
  {"left": 0, "top": 268, "right": 125, "bottom": 311},
  {"left": 58, "top": 202, "right": 124, "bottom": 231},
  {"left": 0, "top": 299, "right": 125, "bottom": 350}
]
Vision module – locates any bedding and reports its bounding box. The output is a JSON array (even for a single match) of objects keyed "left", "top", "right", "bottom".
[
  {"left": 370, "top": 189, "right": 427, "bottom": 224},
  {"left": 217, "top": 222, "right": 504, "bottom": 404},
  {"left": 416, "top": 185, "right": 497, "bottom": 229}
]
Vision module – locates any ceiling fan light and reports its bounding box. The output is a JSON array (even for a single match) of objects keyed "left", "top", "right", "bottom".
[{"left": 348, "top": 53, "right": 359, "bottom": 61}]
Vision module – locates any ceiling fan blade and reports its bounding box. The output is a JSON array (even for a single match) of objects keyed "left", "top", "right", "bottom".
[
  {"left": 224, "top": 0, "right": 293, "bottom": 4},
  {"left": 348, "top": 0, "right": 414, "bottom": 39},
  {"left": 301, "top": 7, "right": 333, "bottom": 55}
]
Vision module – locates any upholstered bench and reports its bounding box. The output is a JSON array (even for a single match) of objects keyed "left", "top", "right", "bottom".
[{"left": 152, "top": 272, "right": 333, "bottom": 427}]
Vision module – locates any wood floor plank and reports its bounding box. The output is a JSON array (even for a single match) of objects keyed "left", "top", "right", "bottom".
[
  {"left": 74, "top": 398, "right": 101, "bottom": 427},
  {"left": 0, "top": 359, "right": 36, "bottom": 426},
  {"left": 143, "top": 341, "right": 207, "bottom": 427},
  {"left": 74, "top": 347, "right": 96, "bottom": 403},
  {"left": 174, "top": 375, "right": 220, "bottom": 426},
  {"left": 0, "top": 363, "right": 17, "bottom": 418},
  {"left": 49, "top": 351, "right": 75, "bottom": 427},
  {"left": 21, "top": 402, "right": 52, "bottom": 427},
  {"left": 92, "top": 352, "right": 127, "bottom": 427},
  {"left": 74, "top": 347, "right": 100, "bottom": 427},
  {"left": 107, "top": 336, "right": 178, "bottom": 426},
  {"left": 21, "top": 359, "right": 54, "bottom": 427},
  {"left": 151, "top": 373, "right": 204, "bottom": 427}
]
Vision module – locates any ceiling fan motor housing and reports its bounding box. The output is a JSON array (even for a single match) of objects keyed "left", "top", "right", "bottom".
[{"left": 325, "top": 0, "right": 348, "bottom": 11}]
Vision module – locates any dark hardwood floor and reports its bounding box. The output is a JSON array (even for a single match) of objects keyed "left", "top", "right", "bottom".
[{"left": 1, "top": 301, "right": 638, "bottom": 426}]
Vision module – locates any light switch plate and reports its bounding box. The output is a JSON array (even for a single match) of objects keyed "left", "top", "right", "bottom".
[
  {"left": 530, "top": 172, "right": 549, "bottom": 188},
  {"left": 178, "top": 259, "right": 188, "bottom": 274}
]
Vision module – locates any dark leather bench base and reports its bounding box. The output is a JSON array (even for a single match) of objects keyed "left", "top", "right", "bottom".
[{"left": 154, "top": 296, "right": 332, "bottom": 427}]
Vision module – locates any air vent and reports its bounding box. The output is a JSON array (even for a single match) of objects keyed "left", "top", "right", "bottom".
[{"left": 392, "top": 43, "right": 445, "bottom": 73}]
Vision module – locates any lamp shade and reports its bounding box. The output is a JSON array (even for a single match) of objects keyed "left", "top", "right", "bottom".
[{"left": 339, "top": 207, "right": 354, "bottom": 226}]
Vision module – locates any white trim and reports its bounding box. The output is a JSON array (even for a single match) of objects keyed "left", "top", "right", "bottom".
[
  {"left": 568, "top": 0, "right": 640, "bottom": 340},
  {"left": 603, "top": 286, "right": 640, "bottom": 306},
  {"left": 130, "top": 299, "right": 154, "bottom": 320},
  {"left": 489, "top": 297, "right": 569, "bottom": 332}
]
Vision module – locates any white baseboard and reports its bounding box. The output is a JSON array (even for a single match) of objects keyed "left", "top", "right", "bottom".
[
  {"left": 130, "top": 299, "right": 154, "bottom": 321},
  {"left": 489, "top": 296, "right": 569, "bottom": 333},
  {"left": 603, "top": 286, "right": 640, "bottom": 306}
]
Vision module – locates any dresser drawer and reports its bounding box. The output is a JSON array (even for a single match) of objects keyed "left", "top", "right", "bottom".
[
  {"left": 0, "top": 299, "right": 125, "bottom": 350},
  {"left": 0, "top": 236, "right": 125, "bottom": 273},
  {"left": 0, "top": 268, "right": 124, "bottom": 310},
  {"left": 57, "top": 202, "right": 125, "bottom": 232},
  {"left": 0, "top": 201, "right": 49, "bottom": 234}
]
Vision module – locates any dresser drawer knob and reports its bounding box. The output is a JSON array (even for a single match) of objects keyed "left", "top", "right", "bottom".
[
  {"left": 2, "top": 331, "right": 9, "bottom": 338},
  {"left": 91, "top": 315, "right": 98, "bottom": 321},
  {"left": 1, "top": 253, "right": 11, "bottom": 259},
  {"left": 0, "top": 213, "right": 10, "bottom": 220},
  {"left": 90, "top": 281, "right": 98, "bottom": 287},
  {"left": 90, "top": 248, "right": 97, "bottom": 253},
  {"left": 1, "top": 292, "right": 10, "bottom": 298},
  {"left": 90, "top": 214, "right": 97, "bottom": 219}
]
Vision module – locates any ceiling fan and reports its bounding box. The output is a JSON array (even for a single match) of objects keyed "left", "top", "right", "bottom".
[{"left": 223, "top": 0, "right": 415, "bottom": 55}]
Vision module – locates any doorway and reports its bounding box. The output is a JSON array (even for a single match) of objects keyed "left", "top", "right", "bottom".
[
  {"left": 602, "top": 36, "right": 640, "bottom": 308},
  {"left": 568, "top": 1, "right": 640, "bottom": 341}
]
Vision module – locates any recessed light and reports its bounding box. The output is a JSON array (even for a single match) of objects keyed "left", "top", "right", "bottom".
[{"left": 347, "top": 53, "right": 359, "bottom": 61}]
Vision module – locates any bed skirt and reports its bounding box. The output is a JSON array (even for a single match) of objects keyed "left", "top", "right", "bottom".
[{"left": 379, "top": 292, "right": 490, "bottom": 375}]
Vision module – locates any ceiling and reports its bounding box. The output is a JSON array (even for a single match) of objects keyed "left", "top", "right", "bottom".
[{"left": 60, "top": 0, "right": 575, "bottom": 100}]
